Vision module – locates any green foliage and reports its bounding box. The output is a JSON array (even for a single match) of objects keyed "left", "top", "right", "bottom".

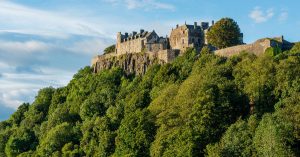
[
  {"left": 233, "top": 55, "right": 277, "bottom": 115},
  {"left": 5, "top": 127, "right": 37, "bottom": 157},
  {"left": 37, "top": 122, "right": 80, "bottom": 156},
  {"left": 253, "top": 114, "right": 295, "bottom": 156},
  {"left": 9, "top": 103, "right": 29, "bottom": 126},
  {"left": 206, "top": 116, "right": 258, "bottom": 157},
  {"left": 265, "top": 46, "right": 282, "bottom": 57},
  {"left": 103, "top": 45, "right": 116, "bottom": 55},
  {"left": 1, "top": 46, "right": 300, "bottom": 156},
  {"left": 207, "top": 18, "right": 242, "bottom": 49},
  {"left": 114, "top": 109, "right": 155, "bottom": 156},
  {"left": 81, "top": 116, "right": 115, "bottom": 156},
  {"left": 289, "top": 42, "right": 300, "bottom": 54}
]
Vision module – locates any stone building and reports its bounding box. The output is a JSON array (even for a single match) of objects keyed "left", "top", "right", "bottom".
[
  {"left": 115, "top": 30, "right": 169, "bottom": 55},
  {"left": 170, "top": 22, "right": 211, "bottom": 53},
  {"left": 115, "top": 21, "right": 218, "bottom": 57}
]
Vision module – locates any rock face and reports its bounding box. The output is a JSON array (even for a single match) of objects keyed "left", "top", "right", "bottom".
[{"left": 93, "top": 53, "right": 164, "bottom": 75}]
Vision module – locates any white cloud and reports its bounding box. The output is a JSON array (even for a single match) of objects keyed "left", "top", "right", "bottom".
[
  {"left": 0, "top": 68, "right": 74, "bottom": 109},
  {"left": 0, "top": 40, "right": 50, "bottom": 54},
  {"left": 104, "top": 0, "right": 175, "bottom": 11},
  {"left": 0, "top": 1, "right": 114, "bottom": 39},
  {"left": 249, "top": 7, "right": 274, "bottom": 23}
]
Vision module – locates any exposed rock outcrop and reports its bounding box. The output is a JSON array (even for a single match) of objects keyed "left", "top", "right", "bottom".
[{"left": 93, "top": 52, "right": 168, "bottom": 75}]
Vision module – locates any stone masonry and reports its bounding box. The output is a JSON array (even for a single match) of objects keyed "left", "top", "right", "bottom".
[
  {"left": 92, "top": 21, "right": 218, "bottom": 70},
  {"left": 214, "top": 36, "right": 293, "bottom": 57}
]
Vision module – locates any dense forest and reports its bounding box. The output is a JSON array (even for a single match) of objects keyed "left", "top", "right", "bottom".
[{"left": 1, "top": 43, "right": 300, "bottom": 157}]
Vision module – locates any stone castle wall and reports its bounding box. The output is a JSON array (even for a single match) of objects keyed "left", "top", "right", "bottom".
[
  {"left": 116, "top": 37, "right": 144, "bottom": 55},
  {"left": 214, "top": 38, "right": 281, "bottom": 57}
]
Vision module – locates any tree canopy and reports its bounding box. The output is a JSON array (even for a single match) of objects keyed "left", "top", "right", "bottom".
[
  {"left": 103, "top": 45, "right": 116, "bottom": 55},
  {"left": 0, "top": 38, "right": 300, "bottom": 156},
  {"left": 207, "top": 18, "right": 242, "bottom": 49}
]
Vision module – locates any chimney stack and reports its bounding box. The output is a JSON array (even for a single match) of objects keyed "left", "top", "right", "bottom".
[
  {"left": 212, "top": 20, "right": 215, "bottom": 26},
  {"left": 176, "top": 24, "right": 179, "bottom": 28},
  {"left": 132, "top": 31, "right": 137, "bottom": 35},
  {"left": 140, "top": 29, "right": 144, "bottom": 34},
  {"left": 194, "top": 22, "right": 197, "bottom": 29}
]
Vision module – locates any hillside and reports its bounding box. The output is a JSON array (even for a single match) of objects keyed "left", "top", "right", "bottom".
[{"left": 1, "top": 44, "right": 300, "bottom": 156}]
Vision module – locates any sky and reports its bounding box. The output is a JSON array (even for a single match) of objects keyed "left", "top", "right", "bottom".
[{"left": 0, "top": 0, "right": 299, "bottom": 121}]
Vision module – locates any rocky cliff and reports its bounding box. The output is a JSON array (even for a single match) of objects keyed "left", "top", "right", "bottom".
[{"left": 93, "top": 53, "right": 164, "bottom": 75}]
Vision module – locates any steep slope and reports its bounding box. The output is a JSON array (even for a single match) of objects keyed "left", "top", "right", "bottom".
[{"left": 1, "top": 45, "right": 300, "bottom": 157}]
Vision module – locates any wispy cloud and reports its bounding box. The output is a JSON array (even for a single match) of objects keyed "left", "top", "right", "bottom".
[
  {"left": 249, "top": 7, "right": 274, "bottom": 23},
  {"left": 104, "top": 0, "right": 175, "bottom": 11},
  {"left": 0, "top": 67, "right": 74, "bottom": 109},
  {"left": 278, "top": 11, "right": 288, "bottom": 22},
  {"left": 0, "top": 1, "right": 114, "bottom": 39},
  {"left": 0, "top": 40, "right": 50, "bottom": 54}
]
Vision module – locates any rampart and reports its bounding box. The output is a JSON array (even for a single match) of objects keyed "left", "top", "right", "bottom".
[{"left": 214, "top": 38, "right": 282, "bottom": 57}]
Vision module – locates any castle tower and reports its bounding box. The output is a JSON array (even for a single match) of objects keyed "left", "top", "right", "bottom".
[{"left": 116, "top": 32, "right": 122, "bottom": 54}]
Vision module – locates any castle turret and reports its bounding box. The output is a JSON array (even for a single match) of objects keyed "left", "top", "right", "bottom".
[
  {"left": 117, "top": 32, "right": 122, "bottom": 43},
  {"left": 116, "top": 32, "right": 122, "bottom": 54}
]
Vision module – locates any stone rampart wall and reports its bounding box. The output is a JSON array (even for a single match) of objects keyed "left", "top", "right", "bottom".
[
  {"left": 214, "top": 39, "right": 274, "bottom": 57},
  {"left": 116, "top": 38, "right": 144, "bottom": 55}
]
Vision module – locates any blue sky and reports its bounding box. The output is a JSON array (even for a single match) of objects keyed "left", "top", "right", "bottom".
[{"left": 0, "top": 0, "right": 299, "bottom": 121}]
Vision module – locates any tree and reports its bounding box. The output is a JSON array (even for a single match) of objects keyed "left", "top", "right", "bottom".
[
  {"left": 114, "top": 109, "right": 155, "bottom": 156},
  {"left": 233, "top": 55, "right": 277, "bottom": 115},
  {"left": 207, "top": 18, "right": 242, "bottom": 49},
  {"left": 81, "top": 116, "right": 115, "bottom": 157},
  {"left": 37, "top": 122, "right": 80, "bottom": 156},
  {"left": 253, "top": 114, "right": 295, "bottom": 156},
  {"left": 5, "top": 127, "right": 38, "bottom": 157},
  {"left": 104, "top": 45, "right": 116, "bottom": 55},
  {"left": 9, "top": 103, "right": 29, "bottom": 126},
  {"left": 206, "top": 116, "right": 259, "bottom": 157}
]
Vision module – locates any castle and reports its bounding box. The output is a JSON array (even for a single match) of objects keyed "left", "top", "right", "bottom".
[
  {"left": 115, "top": 21, "right": 215, "bottom": 55},
  {"left": 92, "top": 21, "right": 294, "bottom": 75},
  {"left": 92, "top": 21, "right": 243, "bottom": 66}
]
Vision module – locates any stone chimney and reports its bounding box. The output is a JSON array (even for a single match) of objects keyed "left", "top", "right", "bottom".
[
  {"left": 176, "top": 24, "right": 179, "bottom": 28},
  {"left": 140, "top": 29, "right": 144, "bottom": 34},
  {"left": 125, "top": 32, "right": 128, "bottom": 38},
  {"left": 201, "top": 22, "right": 209, "bottom": 30},
  {"left": 194, "top": 22, "right": 197, "bottom": 29},
  {"left": 212, "top": 20, "right": 215, "bottom": 26},
  {"left": 132, "top": 31, "right": 137, "bottom": 36},
  {"left": 117, "top": 32, "right": 122, "bottom": 43}
]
